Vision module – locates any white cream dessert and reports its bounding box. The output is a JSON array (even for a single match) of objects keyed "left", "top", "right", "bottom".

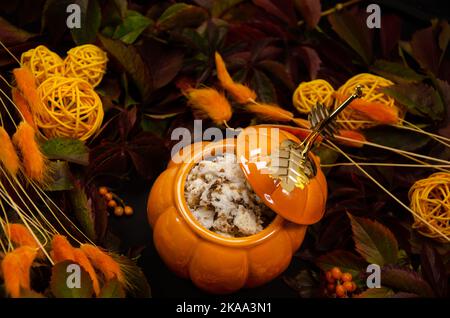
[{"left": 184, "top": 153, "right": 275, "bottom": 237}]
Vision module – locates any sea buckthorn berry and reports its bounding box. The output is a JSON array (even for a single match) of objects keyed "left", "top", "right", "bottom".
[
  {"left": 105, "top": 192, "right": 113, "bottom": 201},
  {"left": 350, "top": 282, "right": 357, "bottom": 292},
  {"left": 99, "top": 186, "right": 108, "bottom": 196},
  {"left": 343, "top": 281, "right": 353, "bottom": 292},
  {"left": 107, "top": 200, "right": 117, "bottom": 208},
  {"left": 114, "top": 206, "right": 124, "bottom": 216},
  {"left": 341, "top": 273, "right": 352, "bottom": 282},
  {"left": 325, "top": 271, "right": 335, "bottom": 283},
  {"left": 331, "top": 267, "right": 342, "bottom": 280},
  {"left": 124, "top": 206, "right": 133, "bottom": 216},
  {"left": 335, "top": 284, "right": 346, "bottom": 298}
]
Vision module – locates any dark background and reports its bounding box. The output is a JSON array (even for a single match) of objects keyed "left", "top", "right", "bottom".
[{"left": 105, "top": 0, "right": 450, "bottom": 297}]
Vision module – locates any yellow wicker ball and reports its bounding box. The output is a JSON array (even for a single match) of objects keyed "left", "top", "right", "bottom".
[
  {"left": 293, "top": 79, "right": 335, "bottom": 113},
  {"left": 64, "top": 44, "right": 108, "bottom": 87},
  {"left": 20, "top": 45, "right": 64, "bottom": 84},
  {"left": 409, "top": 172, "right": 450, "bottom": 243},
  {"left": 334, "top": 73, "right": 402, "bottom": 130},
  {"left": 36, "top": 76, "right": 103, "bottom": 141}
]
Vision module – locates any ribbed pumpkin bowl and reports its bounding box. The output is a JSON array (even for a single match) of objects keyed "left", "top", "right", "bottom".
[{"left": 147, "top": 126, "right": 327, "bottom": 294}]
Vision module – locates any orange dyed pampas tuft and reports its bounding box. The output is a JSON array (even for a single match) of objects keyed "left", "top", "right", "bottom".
[
  {"left": 13, "top": 67, "right": 44, "bottom": 116},
  {"left": 1, "top": 246, "right": 37, "bottom": 298},
  {"left": 245, "top": 103, "right": 294, "bottom": 122},
  {"left": 215, "top": 52, "right": 256, "bottom": 104},
  {"left": 80, "top": 244, "right": 124, "bottom": 284},
  {"left": 51, "top": 235, "right": 100, "bottom": 295},
  {"left": 0, "top": 127, "right": 19, "bottom": 176},
  {"left": 12, "top": 88, "right": 36, "bottom": 129},
  {"left": 185, "top": 88, "right": 232, "bottom": 126},
  {"left": 4, "top": 223, "right": 38, "bottom": 248},
  {"left": 13, "top": 121, "right": 46, "bottom": 183}
]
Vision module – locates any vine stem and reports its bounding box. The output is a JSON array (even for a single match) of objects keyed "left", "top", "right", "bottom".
[{"left": 297, "top": 0, "right": 363, "bottom": 26}]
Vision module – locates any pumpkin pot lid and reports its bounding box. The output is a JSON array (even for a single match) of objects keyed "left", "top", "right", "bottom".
[{"left": 235, "top": 125, "right": 326, "bottom": 225}]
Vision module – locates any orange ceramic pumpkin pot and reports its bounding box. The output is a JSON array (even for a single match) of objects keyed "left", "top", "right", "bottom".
[{"left": 147, "top": 126, "right": 327, "bottom": 294}]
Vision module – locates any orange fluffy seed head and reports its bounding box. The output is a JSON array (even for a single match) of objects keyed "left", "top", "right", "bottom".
[
  {"left": 245, "top": 103, "right": 294, "bottom": 122},
  {"left": 80, "top": 244, "right": 124, "bottom": 284},
  {"left": 12, "top": 88, "right": 36, "bottom": 129},
  {"left": 73, "top": 248, "right": 100, "bottom": 296},
  {"left": 292, "top": 117, "right": 311, "bottom": 129},
  {"left": 12, "top": 121, "right": 47, "bottom": 183},
  {"left": 185, "top": 88, "right": 232, "bottom": 125},
  {"left": 4, "top": 223, "right": 38, "bottom": 248},
  {"left": 337, "top": 130, "right": 366, "bottom": 148},
  {"left": 51, "top": 234, "right": 75, "bottom": 263},
  {"left": 348, "top": 99, "right": 399, "bottom": 124},
  {"left": 1, "top": 246, "right": 37, "bottom": 298},
  {"left": 215, "top": 52, "right": 256, "bottom": 104},
  {"left": 12, "top": 67, "right": 44, "bottom": 116},
  {"left": 0, "top": 127, "right": 20, "bottom": 176}
]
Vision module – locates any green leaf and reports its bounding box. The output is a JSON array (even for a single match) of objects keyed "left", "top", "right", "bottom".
[
  {"left": 99, "top": 34, "right": 153, "bottom": 101},
  {"left": 71, "top": 0, "right": 102, "bottom": 45},
  {"left": 370, "top": 60, "right": 425, "bottom": 84},
  {"left": 111, "top": 254, "right": 151, "bottom": 297},
  {"left": 316, "top": 250, "right": 367, "bottom": 281},
  {"left": 348, "top": 214, "right": 399, "bottom": 266},
  {"left": 328, "top": 10, "right": 372, "bottom": 64},
  {"left": 363, "top": 126, "right": 430, "bottom": 152},
  {"left": 112, "top": 10, "right": 152, "bottom": 44},
  {"left": 70, "top": 181, "right": 95, "bottom": 241},
  {"left": 251, "top": 70, "right": 276, "bottom": 103},
  {"left": 381, "top": 266, "right": 434, "bottom": 297},
  {"left": 99, "top": 279, "right": 125, "bottom": 298},
  {"left": 50, "top": 261, "right": 93, "bottom": 298},
  {"left": 45, "top": 161, "right": 75, "bottom": 191},
  {"left": 382, "top": 82, "right": 445, "bottom": 122},
  {"left": 0, "top": 17, "right": 36, "bottom": 44},
  {"left": 156, "top": 3, "right": 208, "bottom": 31},
  {"left": 355, "top": 287, "right": 395, "bottom": 298},
  {"left": 211, "top": 0, "right": 245, "bottom": 17},
  {"left": 41, "top": 138, "right": 89, "bottom": 165}
]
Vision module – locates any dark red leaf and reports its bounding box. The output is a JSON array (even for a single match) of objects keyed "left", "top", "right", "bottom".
[
  {"left": 421, "top": 244, "right": 448, "bottom": 297},
  {"left": 411, "top": 26, "right": 440, "bottom": 75},
  {"left": 381, "top": 266, "right": 434, "bottom": 297},
  {"left": 379, "top": 14, "right": 402, "bottom": 58},
  {"left": 252, "top": 0, "right": 296, "bottom": 25},
  {"left": 295, "top": 0, "right": 321, "bottom": 29},
  {"left": 296, "top": 46, "right": 321, "bottom": 80}
]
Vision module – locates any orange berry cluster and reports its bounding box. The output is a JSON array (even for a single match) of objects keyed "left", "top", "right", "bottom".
[
  {"left": 98, "top": 186, "right": 133, "bottom": 217},
  {"left": 325, "top": 267, "right": 357, "bottom": 298}
]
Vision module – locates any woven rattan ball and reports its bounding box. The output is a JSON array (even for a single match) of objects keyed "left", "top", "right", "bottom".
[
  {"left": 293, "top": 79, "right": 335, "bottom": 114},
  {"left": 20, "top": 45, "right": 64, "bottom": 84},
  {"left": 334, "top": 73, "right": 402, "bottom": 130},
  {"left": 64, "top": 44, "right": 108, "bottom": 87},
  {"left": 36, "top": 76, "right": 103, "bottom": 141},
  {"left": 409, "top": 172, "right": 450, "bottom": 243}
]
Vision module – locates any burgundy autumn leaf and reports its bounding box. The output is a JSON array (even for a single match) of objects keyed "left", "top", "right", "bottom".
[
  {"left": 295, "top": 0, "right": 321, "bottom": 29},
  {"left": 381, "top": 265, "right": 434, "bottom": 297},
  {"left": 421, "top": 244, "right": 448, "bottom": 297}
]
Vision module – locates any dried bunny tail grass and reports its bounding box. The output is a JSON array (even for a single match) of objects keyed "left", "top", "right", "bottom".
[
  {"left": 4, "top": 223, "right": 38, "bottom": 249},
  {"left": 73, "top": 248, "right": 100, "bottom": 296},
  {"left": 12, "top": 67, "right": 45, "bottom": 116},
  {"left": 185, "top": 87, "right": 232, "bottom": 126},
  {"left": 11, "top": 88, "right": 36, "bottom": 129},
  {"left": 215, "top": 52, "right": 256, "bottom": 104},
  {"left": 1, "top": 246, "right": 37, "bottom": 298},
  {"left": 245, "top": 103, "right": 294, "bottom": 121},
  {"left": 292, "top": 117, "right": 310, "bottom": 128},
  {"left": 13, "top": 121, "right": 47, "bottom": 183},
  {"left": 0, "top": 127, "right": 20, "bottom": 176},
  {"left": 80, "top": 244, "right": 124, "bottom": 285},
  {"left": 51, "top": 234, "right": 75, "bottom": 262},
  {"left": 336, "top": 130, "right": 366, "bottom": 148},
  {"left": 50, "top": 236, "right": 100, "bottom": 295}
]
